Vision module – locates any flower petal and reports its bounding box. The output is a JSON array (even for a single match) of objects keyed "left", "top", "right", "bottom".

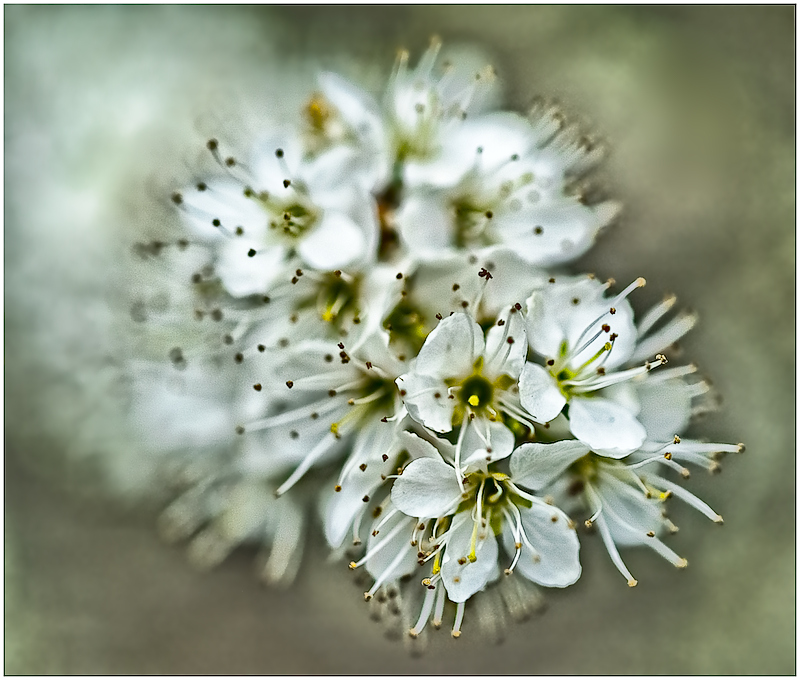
[
  {"left": 635, "top": 378, "right": 693, "bottom": 442},
  {"left": 518, "top": 362, "right": 566, "bottom": 423},
  {"left": 396, "top": 373, "right": 454, "bottom": 433},
  {"left": 391, "top": 458, "right": 462, "bottom": 519},
  {"left": 217, "top": 240, "right": 285, "bottom": 297},
  {"left": 568, "top": 397, "right": 646, "bottom": 458},
  {"left": 395, "top": 193, "right": 455, "bottom": 256},
  {"left": 414, "top": 312, "right": 485, "bottom": 379},
  {"left": 506, "top": 502, "right": 581, "bottom": 588},
  {"left": 297, "top": 210, "right": 365, "bottom": 270},
  {"left": 440, "top": 513, "right": 500, "bottom": 603},
  {"left": 510, "top": 440, "right": 591, "bottom": 492},
  {"left": 460, "top": 418, "right": 515, "bottom": 470}
]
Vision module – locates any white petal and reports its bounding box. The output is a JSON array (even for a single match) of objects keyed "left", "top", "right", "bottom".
[
  {"left": 518, "top": 362, "right": 566, "bottom": 423},
  {"left": 365, "top": 510, "right": 417, "bottom": 583},
  {"left": 635, "top": 378, "right": 693, "bottom": 442},
  {"left": 324, "top": 423, "right": 399, "bottom": 548},
  {"left": 498, "top": 199, "right": 619, "bottom": 267},
  {"left": 396, "top": 431, "right": 445, "bottom": 462},
  {"left": 568, "top": 397, "right": 646, "bottom": 458},
  {"left": 396, "top": 193, "right": 455, "bottom": 256},
  {"left": 317, "top": 71, "right": 383, "bottom": 136},
  {"left": 217, "top": 241, "right": 285, "bottom": 297},
  {"left": 179, "top": 179, "right": 267, "bottom": 243},
  {"left": 391, "top": 458, "right": 462, "bottom": 519},
  {"left": 440, "top": 514, "right": 500, "bottom": 603},
  {"left": 595, "top": 469, "right": 665, "bottom": 547},
  {"left": 396, "top": 373, "right": 454, "bottom": 433},
  {"left": 525, "top": 277, "right": 636, "bottom": 370},
  {"left": 297, "top": 210, "right": 365, "bottom": 269},
  {"left": 507, "top": 502, "right": 581, "bottom": 588},
  {"left": 460, "top": 418, "right": 515, "bottom": 469},
  {"left": 510, "top": 440, "right": 591, "bottom": 492},
  {"left": 483, "top": 308, "right": 527, "bottom": 380},
  {"left": 414, "top": 312, "right": 485, "bottom": 379}
]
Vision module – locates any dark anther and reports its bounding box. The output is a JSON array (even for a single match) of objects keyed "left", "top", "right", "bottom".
[
  {"left": 366, "top": 361, "right": 373, "bottom": 369},
  {"left": 497, "top": 319, "right": 505, "bottom": 326},
  {"left": 485, "top": 210, "right": 493, "bottom": 219},
  {"left": 206, "top": 139, "right": 218, "bottom": 151},
  {"left": 235, "top": 426, "right": 245, "bottom": 435},
  {"left": 275, "top": 148, "right": 284, "bottom": 158},
  {"left": 325, "top": 354, "right": 333, "bottom": 362},
  {"left": 507, "top": 337, "right": 515, "bottom": 344},
  {"left": 248, "top": 249, "right": 257, "bottom": 258},
  {"left": 602, "top": 324, "right": 611, "bottom": 333},
  {"left": 253, "top": 383, "right": 262, "bottom": 391},
  {"left": 283, "top": 179, "right": 291, "bottom": 188},
  {"left": 548, "top": 277, "right": 556, "bottom": 283},
  {"left": 328, "top": 389, "right": 337, "bottom": 397},
  {"left": 243, "top": 187, "right": 254, "bottom": 197},
  {"left": 286, "top": 381, "right": 294, "bottom": 389},
  {"left": 234, "top": 352, "right": 243, "bottom": 364},
  {"left": 223, "top": 334, "right": 234, "bottom": 345},
  {"left": 452, "top": 283, "right": 460, "bottom": 291},
  {"left": 225, "top": 157, "right": 235, "bottom": 167},
  {"left": 546, "top": 359, "right": 555, "bottom": 366},
  {"left": 359, "top": 463, "right": 367, "bottom": 472},
  {"left": 235, "top": 227, "right": 244, "bottom": 236},
  {"left": 333, "top": 270, "right": 342, "bottom": 277},
  {"left": 337, "top": 342, "right": 345, "bottom": 349},
  {"left": 258, "top": 344, "right": 266, "bottom": 352},
  {"left": 290, "top": 430, "right": 299, "bottom": 439},
  {"left": 191, "top": 273, "right": 202, "bottom": 284},
  {"left": 460, "top": 301, "right": 469, "bottom": 308},
  {"left": 262, "top": 296, "right": 271, "bottom": 304},
  {"left": 382, "top": 454, "right": 389, "bottom": 462},
  {"left": 511, "top": 153, "right": 519, "bottom": 161},
  {"left": 399, "top": 389, "right": 407, "bottom": 397},
  {"left": 572, "top": 298, "right": 580, "bottom": 305},
  {"left": 396, "top": 272, "right": 403, "bottom": 280},
  {"left": 435, "top": 313, "right": 443, "bottom": 320},
  {"left": 534, "top": 226, "right": 544, "bottom": 235},
  {"left": 171, "top": 192, "right": 183, "bottom": 205},
  {"left": 362, "top": 495, "right": 370, "bottom": 503},
  {"left": 210, "top": 309, "right": 223, "bottom": 322},
  {"left": 212, "top": 218, "right": 221, "bottom": 227},
  {"left": 610, "top": 307, "right": 617, "bottom": 315},
  {"left": 279, "top": 338, "right": 289, "bottom": 347},
  {"left": 514, "top": 303, "right": 522, "bottom": 310},
  {"left": 196, "top": 182, "right": 207, "bottom": 191}
]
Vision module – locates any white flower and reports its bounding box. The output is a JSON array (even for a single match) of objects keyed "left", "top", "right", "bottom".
[
  {"left": 312, "top": 38, "right": 497, "bottom": 194},
  {"left": 395, "top": 108, "right": 620, "bottom": 264},
  {"left": 237, "top": 331, "right": 406, "bottom": 500},
  {"left": 175, "top": 133, "right": 379, "bottom": 297},
  {"left": 347, "top": 432, "right": 580, "bottom": 638},
  {"left": 519, "top": 275, "right": 668, "bottom": 457},
  {"left": 396, "top": 308, "right": 532, "bottom": 478},
  {"left": 512, "top": 437, "right": 743, "bottom": 587}
]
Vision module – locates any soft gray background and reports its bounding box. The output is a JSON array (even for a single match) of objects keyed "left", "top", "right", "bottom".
[{"left": 5, "top": 5, "right": 795, "bottom": 674}]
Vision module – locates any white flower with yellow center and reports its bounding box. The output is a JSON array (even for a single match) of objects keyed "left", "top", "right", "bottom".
[
  {"left": 519, "top": 275, "right": 667, "bottom": 457},
  {"left": 347, "top": 432, "right": 580, "bottom": 638},
  {"left": 175, "top": 134, "right": 378, "bottom": 297},
  {"left": 396, "top": 306, "right": 533, "bottom": 477},
  {"left": 512, "top": 437, "right": 743, "bottom": 587},
  {"left": 395, "top": 108, "right": 620, "bottom": 265}
]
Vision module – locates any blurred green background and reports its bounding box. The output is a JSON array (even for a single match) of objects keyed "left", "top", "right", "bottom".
[{"left": 5, "top": 5, "right": 795, "bottom": 674}]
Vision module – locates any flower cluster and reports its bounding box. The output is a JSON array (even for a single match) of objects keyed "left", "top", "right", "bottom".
[{"left": 128, "top": 39, "right": 742, "bottom": 645}]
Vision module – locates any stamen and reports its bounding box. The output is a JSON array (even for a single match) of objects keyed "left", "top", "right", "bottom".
[
  {"left": 409, "top": 584, "right": 437, "bottom": 637},
  {"left": 432, "top": 581, "right": 447, "bottom": 629},
  {"left": 569, "top": 277, "right": 646, "bottom": 353},
  {"left": 451, "top": 601, "right": 466, "bottom": 638},
  {"left": 351, "top": 517, "right": 412, "bottom": 569},
  {"left": 275, "top": 432, "right": 338, "bottom": 496}
]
